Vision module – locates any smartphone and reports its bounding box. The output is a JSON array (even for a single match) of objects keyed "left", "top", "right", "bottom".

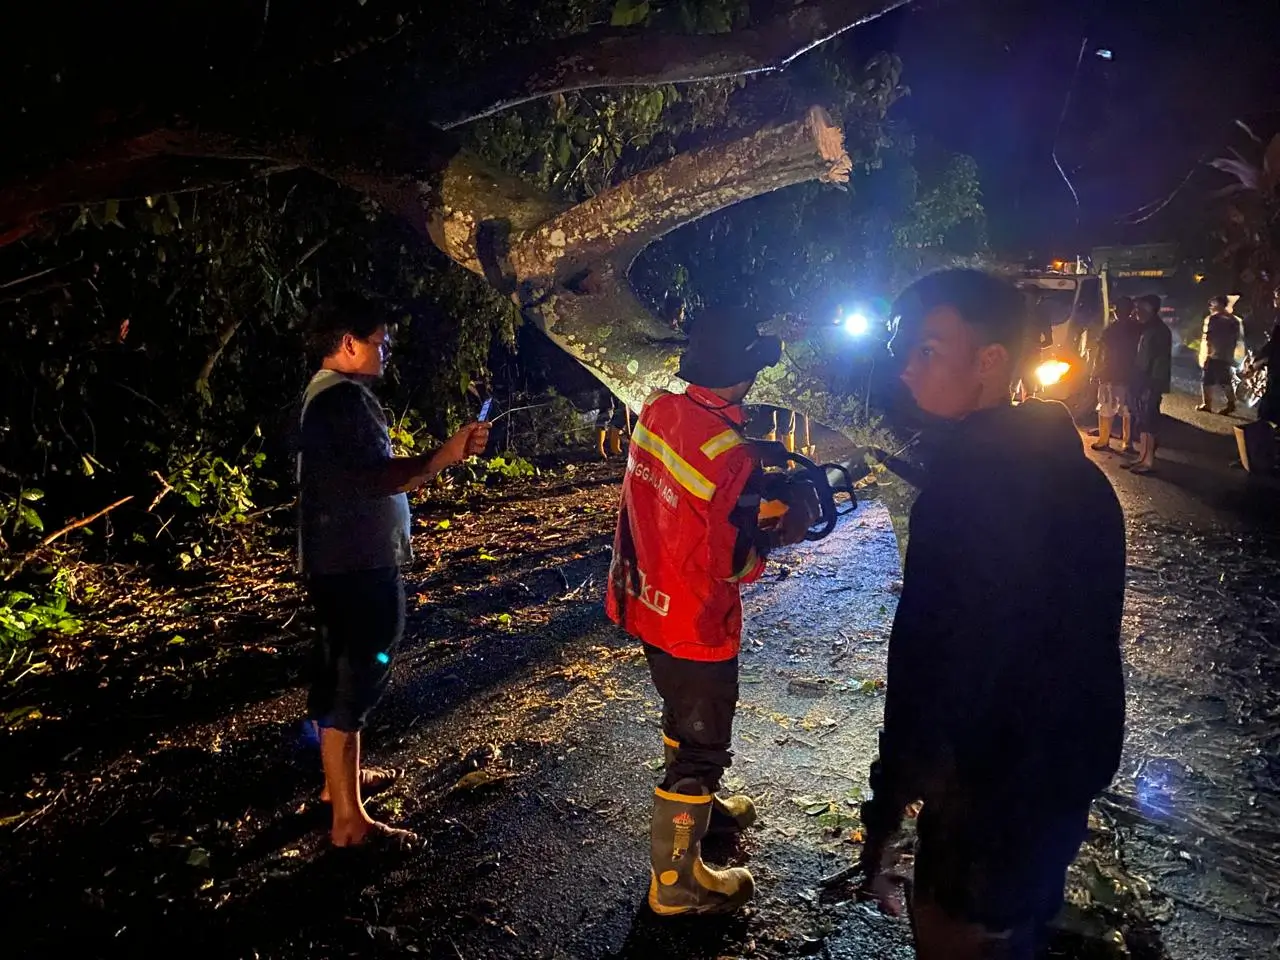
[{"left": 478, "top": 398, "right": 493, "bottom": 421}]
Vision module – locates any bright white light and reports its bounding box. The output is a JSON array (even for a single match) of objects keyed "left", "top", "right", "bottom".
[
  {"left": 1096, "top": 48, "right": 1113, "bottom": 60},
  {"left": 843, "top": 312, "right": 870, "bottom": 336}
]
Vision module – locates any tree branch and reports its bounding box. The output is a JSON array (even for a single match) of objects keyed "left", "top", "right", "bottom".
[
  {"left": 0, "top": 130, "right": 291, "bottom": 240},
  {"left": 509, "top": 106, "right": 850, "bottom": 284},
  {"left": 6, "top": 495, "right": 136, "bottom": 578},
  {"left": 429, "top": 0, "right": 911, "bottom": 128}
]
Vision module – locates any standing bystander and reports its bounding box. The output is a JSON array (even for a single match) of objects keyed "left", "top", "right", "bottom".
[
  {"left": 1125, "top": 294, "right": 1173, "bottom": 476},
  {"left": 1090, "top": 296, "right": 1141, "bottom": 454},
  {"left": 1199, "top": 294, "right": 1242, "bottom": 415},
  {"left": 857, "top": 270, "right": 1126, "bottom": 960},
  {"left": 297, "top": 295, "right": 489, "bottom": 849}
]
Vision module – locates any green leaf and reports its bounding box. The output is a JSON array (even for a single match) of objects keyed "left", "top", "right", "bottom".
[
  {"left": 20, "top": 489, "right": 44, "bottom": 502},
  {"left": 610, "top": 0, "right": 651, "bottom": 27},
  {"left": 19, "top": 505, "right": 44, "bottom": 532},
  {"left": 434, "top": 519, "right": 451, "bottom": 531},
  {"left": 478, "top": 553, "right": 499, "bottom": 562}
]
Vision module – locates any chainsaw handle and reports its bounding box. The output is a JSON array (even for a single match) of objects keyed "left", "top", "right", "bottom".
[
  {"left": 753, "top": 446, "right": 868, "bottom": 542},
  {"left": 774, "top": 450, "right": 839, "bottom": 541}
]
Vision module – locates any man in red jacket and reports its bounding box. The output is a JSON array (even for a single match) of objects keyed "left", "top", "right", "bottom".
[{"left": 607, "top": 308, "right": 817, "bottom": 916}]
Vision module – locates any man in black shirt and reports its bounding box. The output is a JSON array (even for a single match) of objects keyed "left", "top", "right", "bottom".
[
  {"left": 859, "top": 270, "right": 1126, "bottom": 959},
  {"left": 1124, "top": 294, "right": 1174, "bottom": 476},
  {"left": 298, "top": 295, "right": 489, "bottom": 848}
]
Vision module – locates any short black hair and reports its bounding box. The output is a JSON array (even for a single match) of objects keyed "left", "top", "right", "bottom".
[
  {"left": 892, "top": 268, "right": 1028, "bottom": 365},
  {"left": 1138, "top": 293, "right": 1162, "bottom": 313},
  {"left": 1209, "top": 294, "right": 1229, "bottom": 309},
  {"left": 305, "top": 292, "right": 385, "bottom": 360}
]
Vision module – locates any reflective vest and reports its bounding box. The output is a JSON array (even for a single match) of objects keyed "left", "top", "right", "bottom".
[{"left": 606, "top": 386, "right": 765, "bottom": 661}]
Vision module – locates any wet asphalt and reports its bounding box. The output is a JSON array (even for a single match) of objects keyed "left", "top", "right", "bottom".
[{"left": 3, "top": 360, "right": 1279, "bottom": 959}]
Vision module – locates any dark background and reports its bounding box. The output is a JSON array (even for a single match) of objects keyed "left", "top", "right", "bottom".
[{"left": 861, "top": 0, "right": 1280, "bottom": 257}]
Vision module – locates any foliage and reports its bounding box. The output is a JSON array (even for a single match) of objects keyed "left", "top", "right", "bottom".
[
  {"left": 495, "top": 391, "right": 588, "bottom": 456},
  {"left": 387, "top": 408, "right": 440, "bottom": 460},
  {"left": 1207, "top": 128, "right": 1280, "bottom": 318},
  {"left": 452, "top": 455, "right": 541, "bottom": 488},
  {"left": 0, "top": 576, "right": 81, "bottom": 671},
  {"left": 0, "top": 488, "right": 47, "bottom": 551},
  {"left": 481, "top": 455, "right": 539, "bottom": 480}
]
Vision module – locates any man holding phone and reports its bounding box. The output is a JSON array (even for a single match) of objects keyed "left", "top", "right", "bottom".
[{"left": 298, "top": 294, "right": 490, "bottom": 849}]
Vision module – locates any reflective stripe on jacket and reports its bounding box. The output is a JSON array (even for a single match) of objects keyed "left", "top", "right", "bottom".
[{"left": 606, "top": 386, "right": 765, "bottom": 662}]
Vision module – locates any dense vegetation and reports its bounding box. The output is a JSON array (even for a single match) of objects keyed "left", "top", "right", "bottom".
[{"left": 0, "top": 0, "right": 985, "bottom": 675}]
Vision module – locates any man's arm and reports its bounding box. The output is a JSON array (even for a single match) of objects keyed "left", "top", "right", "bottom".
[
  {"left": 305, "top": 385, "right": 489, "bottom": 497},
  {"left": 364, "top": 426, "right": 488, "bottom": 496}
]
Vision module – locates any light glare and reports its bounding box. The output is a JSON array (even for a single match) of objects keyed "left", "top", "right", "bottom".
[
  {"left": 1036, "top": 359, "right": 1071, "bottom": 386},
  {"left": 843, "top": 313, "right": 870, "bottom": 336}
]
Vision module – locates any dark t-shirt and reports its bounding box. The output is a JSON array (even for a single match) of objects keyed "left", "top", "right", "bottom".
[
  {"left": 297, "top": 372, "right": 411, "bottom": 576},
  {"left": 1204, "top": 311, "right": 1241, "bottom": 362},
  {"left": 866, "top": 401, "right": 1125, "bottom": 831},
  {"left": 1136, "top": 320, "right": 1173, "bottom": 395}
]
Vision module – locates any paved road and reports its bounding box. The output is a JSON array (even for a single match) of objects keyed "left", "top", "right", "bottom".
[
  {"left": 4, "top": 371, "right": 1278, "bottom": 959},
  {"left": 1079, "top": 359, "right": 1280, "bottom": 959}
]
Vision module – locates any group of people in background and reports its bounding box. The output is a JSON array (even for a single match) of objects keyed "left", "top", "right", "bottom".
[
  {"left": 1087, "top": 284, "right": 1280, "bottom": 475},
  {"left": 1088, "top": 293, "right": 1172, "bottom": 475}
]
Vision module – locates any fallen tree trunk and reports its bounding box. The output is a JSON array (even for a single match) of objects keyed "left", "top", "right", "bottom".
[{"left": 0, "top": 4, "right": 902, "bottom": 423}]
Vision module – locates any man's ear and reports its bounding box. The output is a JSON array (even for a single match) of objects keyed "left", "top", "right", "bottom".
[
  {"left": 340, "top": 332, "right": 357, "bottom": 356},
  {"left": 977, "top": 342, "right": 1010, "bottom": 379}
]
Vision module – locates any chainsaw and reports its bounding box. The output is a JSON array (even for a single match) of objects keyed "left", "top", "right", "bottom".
[{"left": 752, "top": 441, "right": 872, "bottom": 542}]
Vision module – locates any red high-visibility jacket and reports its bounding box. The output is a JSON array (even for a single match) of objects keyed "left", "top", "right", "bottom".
[{"left": 606, "top": 386, "right": 765, "bottom": 662}]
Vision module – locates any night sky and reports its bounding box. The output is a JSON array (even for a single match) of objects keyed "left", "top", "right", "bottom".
[{"left": 859, "top": 0, "right": 1280, "bottom": 257}]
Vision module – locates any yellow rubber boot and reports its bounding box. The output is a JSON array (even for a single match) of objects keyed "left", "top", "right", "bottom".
[
  {"left": 607, "top": 427, "right": 623, "bottom": 456},
  {"left": 1120, "top": 412, "right": 1133, "bottom": 452},
  {"left": 596, "top": 428, "right": 608, "bottom": 459},
  {"left": 648, "top": 780, "right": 754, "bottom": 916},
  {"left": 662, "top": 735, "right": 756, "bottom": 833},
  {"left": 1090, "top": 412, "right": 1112, "bottom": 451}
]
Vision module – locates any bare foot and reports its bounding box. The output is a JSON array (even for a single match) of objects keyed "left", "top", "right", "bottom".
[
  {"left": 331, "top": 818, "right": 420, "bottom": 850},
  {"left": 859, "top": 871, "right": 908, "bottom": 917}
]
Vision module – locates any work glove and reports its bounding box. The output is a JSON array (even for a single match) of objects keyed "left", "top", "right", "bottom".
[{"left": 776, "top": 481, "right": 822, "bottom": 546}]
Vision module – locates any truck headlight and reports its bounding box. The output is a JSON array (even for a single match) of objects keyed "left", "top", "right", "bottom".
[{"left": 1036, "top": 359, "right": 1071, "bottom": 386}]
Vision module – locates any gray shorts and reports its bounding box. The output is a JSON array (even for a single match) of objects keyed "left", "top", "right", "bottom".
[{"left": 1097, "top": 383, "right": 1129, "bottom": 418}]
